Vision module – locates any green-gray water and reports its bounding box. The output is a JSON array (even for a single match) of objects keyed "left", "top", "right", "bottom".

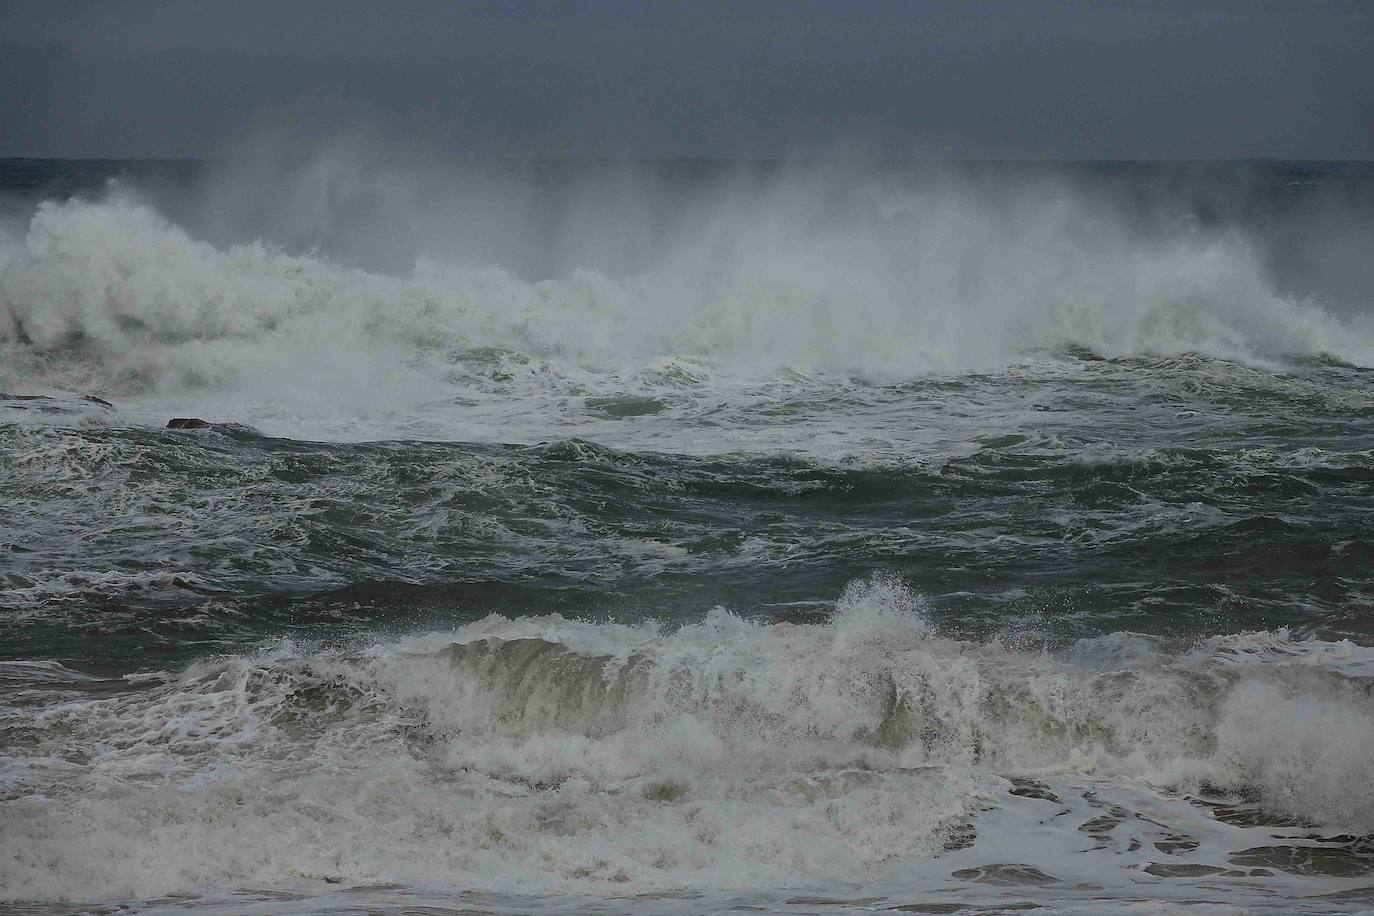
[{"left": 3, "top": 159, "right": 1373, "bottom": 914}]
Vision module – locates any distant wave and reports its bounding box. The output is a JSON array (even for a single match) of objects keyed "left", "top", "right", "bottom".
[{"left": 2, "top": 174, "right": 1368, "bottom": 414}]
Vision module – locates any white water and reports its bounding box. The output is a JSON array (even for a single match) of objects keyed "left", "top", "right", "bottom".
[
  {"left": 2, "top": 168, "right": 1370, "bottom": 446},
  {"left": 5, "top": 164, "right": 1374, "bottom": 913},
  {"left": 4, "top": 576, "right": 1373, "bottom": 909}
]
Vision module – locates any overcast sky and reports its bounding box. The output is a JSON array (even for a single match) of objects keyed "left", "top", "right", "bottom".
[{"left": 1, "top": 0, "right": 1371, "bottom": 160}]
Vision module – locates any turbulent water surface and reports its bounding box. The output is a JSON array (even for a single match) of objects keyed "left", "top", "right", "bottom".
[{"left": 2, "top": 157, "right": 1374, "bottom": 914}]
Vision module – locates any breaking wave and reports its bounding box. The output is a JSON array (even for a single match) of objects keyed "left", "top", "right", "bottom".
[
  {"left": 5, "top": 576, "right": 1373, "bottom": 902},
  {"left": 2, "top": 169, "right": 1368, "bottom": 421}
]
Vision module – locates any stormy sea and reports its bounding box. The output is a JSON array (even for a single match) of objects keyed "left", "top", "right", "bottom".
[{"left": 2, "top": 156, "right": 1374, "bottom": 915}]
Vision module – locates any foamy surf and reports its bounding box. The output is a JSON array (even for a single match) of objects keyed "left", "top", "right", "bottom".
[
  {"left": 2, "top": 576, "right": 1372, "bottom": 912},
  {"left": 2, "top": 163, "right": 1371, "bottom": 446},
  {"left": 4, "top": 158, "right": 1374, "bottom": 915}
]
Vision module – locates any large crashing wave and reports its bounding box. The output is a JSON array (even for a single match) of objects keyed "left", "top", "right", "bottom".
[
  {"left": 1, "top": 168, "right": 1367, "bottom": 410},
  {"left": 4, "top": 576, "right": 1373, "bottom": 901}
]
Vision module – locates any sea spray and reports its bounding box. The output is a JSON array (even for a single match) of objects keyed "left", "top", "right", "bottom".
[{"left": 4, "top": 576, "right": 1374, "bottom": 902}]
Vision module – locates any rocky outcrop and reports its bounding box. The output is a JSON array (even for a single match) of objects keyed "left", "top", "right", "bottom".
[
  {"left": 165, "top": 417, "right": 260, "bottom": 435},
  {"left": 0, "top": 393, "right": 114, "bottom": 414}
]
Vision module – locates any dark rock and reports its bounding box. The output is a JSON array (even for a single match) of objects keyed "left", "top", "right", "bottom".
[
  {"left": 1, "top": 392, "right": 115, "bottom": 414},
  {"left": 165, "top": 417, "right": 261, "bottom": 435}
]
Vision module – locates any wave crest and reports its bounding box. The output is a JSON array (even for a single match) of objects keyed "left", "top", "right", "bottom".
[
  {"left": 5, "top": 577, "right": 1373, "bottom": 901},
  {"left": 2, "top": 175, "right": 1368, "bottom": 413}
]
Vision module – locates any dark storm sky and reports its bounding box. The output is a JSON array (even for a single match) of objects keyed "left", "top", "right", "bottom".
[{"left": 2, "top": 0, "right": 1371, "bottom": 160}]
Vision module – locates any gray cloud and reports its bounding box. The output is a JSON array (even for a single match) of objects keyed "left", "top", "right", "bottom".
[{"left": 1, "top": 0, "right": 1371, "bottom": 159}]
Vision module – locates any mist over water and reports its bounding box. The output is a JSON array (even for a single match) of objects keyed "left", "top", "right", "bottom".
[
  {"left": 3, "top": 153, "right": 1374, "bottom": 914},
  {"left": 3, "top": 155, "right": 1372, "bottom": 441}
]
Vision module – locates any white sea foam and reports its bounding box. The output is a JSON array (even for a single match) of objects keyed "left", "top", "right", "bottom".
[
  {"left": 3, "top": 576, "right": 1373, "bottom": 906},
  {"left": 1, "top": 167, "right": 1369, "bottom": 445}
]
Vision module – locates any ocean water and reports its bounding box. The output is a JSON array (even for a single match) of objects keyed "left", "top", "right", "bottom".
[{"left": 2, "top": 157, "right": 1374, "bottom": 914}]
